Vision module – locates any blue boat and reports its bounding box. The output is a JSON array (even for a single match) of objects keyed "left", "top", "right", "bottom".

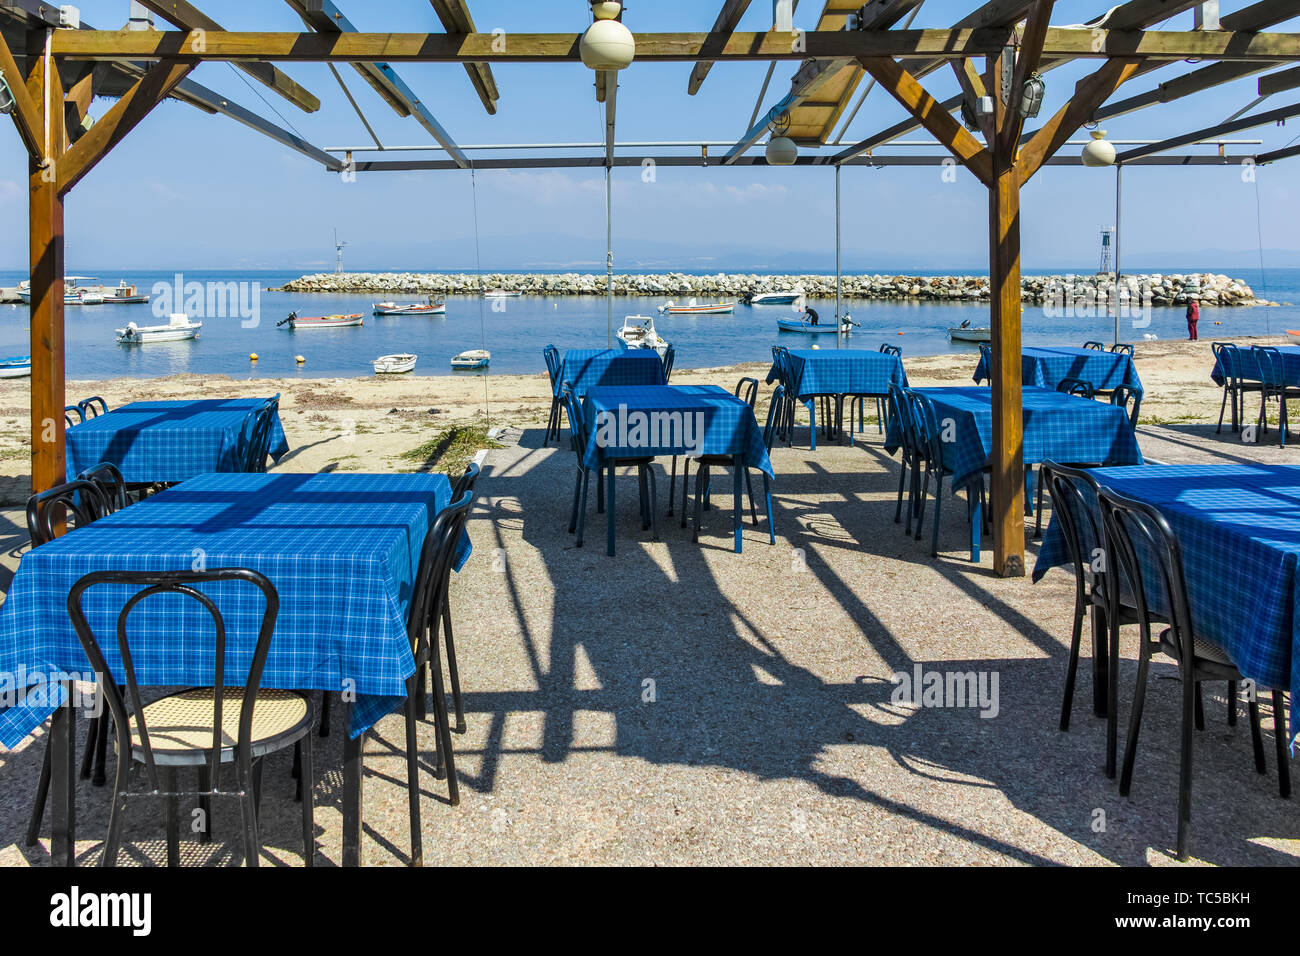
[
  {"left": 776, "top": 317, "right": 852, "bottom": 334},
  {"left": 0, "top": 355, "right": 31, "bottom": 378}
]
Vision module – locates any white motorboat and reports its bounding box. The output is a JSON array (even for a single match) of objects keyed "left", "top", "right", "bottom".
[
  {"left": 373, "top": 298, "right": 445, "bottom": 316},
  {"left": 658, "top": 298, "right": 736, "bottom": 315},
  {"left": 116, "top": 313, "right": 202, "bottom": 344},
  {"left": 103, "top": 280, "right": 150, "bottom": 304},
  {"left": 483, "top": 289, "right": 521, "bottom": 298},
  {"left": 373, "top": 353, "right": 418, "bottom": 374},
  {"left": 947, "top": 324, "right": 991, "bottom": 343},
  {"left": 451, "top": 349, "right": 491, "bottom": 370},
  {"left": 615, "top": 315, "right": 671, "bottom": 359},
  {"left": 747, "top": 286, "right": 806, "bottom": 306},
  {"left": 0, "top": 355, "right": 31, "bottom": 378}
]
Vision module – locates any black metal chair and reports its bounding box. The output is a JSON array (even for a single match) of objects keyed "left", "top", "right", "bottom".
[
  {"left": 242, "top": 396, "right": 280, "bottom": 472},
  {"left": 1056, "top": 377, "right": 1096, "bottom": 399},
  {"left": 77, "top": 462, "right": 129, "bottom": 517},
  {"left": 1109, "top": 343, "right": 1134, "bottom": 355},
  {"left": 77, "top": 396, "right": 109, "bottom": 418},
  {"left": 1083, "top": 341, "right": 1105, "bottom": 351},
  {"left": 770, "top": 346, "right": 795, "bottom": 444},
  {"left": 543, "top": 345, "right": 562, "bottom": 444},
  {"left": 673, "top": 377, "right": 759, "bottom": 517},
  {"left": 1111, "top": 383, "right": 1142, "bottom": 429},
  {"left": 64, "top": 406, "right": 83, "bottom": 428},
  {"left": 907, "top": 389, "right": 986, "bottom": 558},
  {"left": 431, "top": 462, "right": 479, "bottom": 735},
  {"left": 66, "top": 568, "right": 314, "bottom": 867},
  {"left": 887, "top": 383, "right": 921, "bottom": 534},
  {"left": 1211, "top": 342, "right": 1260, "bottom": 435},
  {"left": 976, "top": 343, "right": 992, "bottom": 383},
  {"left": 662, "top": 345, "right": 676, "bottom": 383},
  {"left": 1251, "top": 345, "right": 1299, "bottom": 447},
  {"left": 1097, "top": 486, "right": 1289, "bottom": 861}
]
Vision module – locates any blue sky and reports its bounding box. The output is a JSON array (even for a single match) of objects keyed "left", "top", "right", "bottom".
[{"left": 1, "top": 0, "right": 1297, "bottom": 273}]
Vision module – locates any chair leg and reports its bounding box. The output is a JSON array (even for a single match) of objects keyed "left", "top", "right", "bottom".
[
  {"left": 1176, "top": 676, "right": 1196, "bottom": 861},
  {"left": 403, "top": 674, "right": 423, "bottom": 866},
  {"left": 1119, "top": 645, "right": 1154, "bottom": 797},
  {"left": 596, "top": 467, "right": 605, "bottom": 514},
  {"left": 763, "top": 476, "right": 775, "bottom": 545},
  {"left": 568, "top": 465, "right": 583, "bottom": 534},
  {"left": 1060, "top": 602, "right": 1086, "bottom": 731},
  {"left": 319, "top": 691, "right": 331, "bottom": 738},
  {"left": 92, "top": 708, "right": 110, "bottom": 786},
  {"left": 680, "top": 460, "right": 691, "bottom": 528},
  {"left": 1216, "top": 387, "right": 1228, "bottom": 433},
  {"left": 647, "top": 467, "right": 659, "bottom": 540},
  {"left": 894, "top": 457, "right": 908, "bottom": 524},
  {"left": 165, "top": 767, "right": 180, "bottom": 867},
  {"left": 1194, "top": 682, "right": 1205, "bottom": 731},
  {"left": 237, "top": 763, "right": 260, "bottom": 868},
  {"left": 576, "top": 468, "right": 590, "bottom": 548},
  {"left": 667, "top": 456, "right": 677, "bottom": 517},
  {"left": 299, "top": 732, "right": 314, "bottom": 867},
  {"left": 693, "top": 465, "right": 707, "bottom": 543},
  {"left": 930, "top": 473, "right": 943, "bottom": 557},
  {"left": 1273, "top": 690, "right": 1291, "bottom": 799},
  {"left": 79, "top": 716, "right": 99, "bottom": 780},
  {"left": 1248, "top": 696, "right": 1266, "bottom": 773},
  {"left": 442, "top": 600, "right": 465, "bottom": 733},
  {"left": 914, "top": 461, "right": 931, "bottom": 541},
  {"left": 427, "top": 640, "right": 459, "bottom": 806},
  {"left": 745, "top": 468, "right": 758, "bottom": 526},
  {"left": 1227, "top": 679, "right": 1237, "bottom": 726},
  {"left": 1035, "top": 470, "right": 1046, "bottom": 539},
  {"left": 198, "top": 764, "right": 214, "bottom": 842},
  {"left": 25, "top": 740, "right": 51, "bottom": 847}
]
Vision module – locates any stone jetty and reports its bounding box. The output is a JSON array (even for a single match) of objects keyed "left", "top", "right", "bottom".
[{"left": 277, "top": 271, "right": 1268, "bottom": 306}]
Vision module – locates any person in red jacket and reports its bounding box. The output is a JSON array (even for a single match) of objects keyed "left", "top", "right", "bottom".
[{"left": 1186, "top": 296, "right": 1200, "bottom": 340}]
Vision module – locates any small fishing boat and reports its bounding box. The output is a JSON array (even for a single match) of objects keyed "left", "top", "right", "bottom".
[
  {"left": 373, "top": 298, "right": 445, "bottom": 316},
  {"left": 658, "top": 298, "right": 736, "bottom": 315},
  {"left": 616, "top": 315, "right": 671, "bottom": 359},
  {"left": 0, "top": 355, "right": 31, "bottom": 378},
  {"left": 747, "top": 287, "right": 805, "bottom": 306},
  {"left": 21, "top": 277, "right": 104, "bottom": 305},
  {"left": 103, "top": 280, "right": 150, "bottom": 304},
  {"left": 1286, "top": 330, "right": 1300, "bottom": 339},
  {"left": 451, "top": 349, "right": 491, "bottom": 370},
  {"left": 483, "top": 289, "right": 521, "bottom": 298},
  {"left": 372, "top": 353, "right": 418, "bottom": 374},
  {"left": 277, "top": 311, "right": 364, "bottom": 330},
  {"left": 116, "top": 313, "right": 201, "bottom": 344},
  {"left": 777, "top": 316, "right": 855, "bottom": 334},
  {"left": 947, "top": 323, "right": 991, "bottom": 343}
]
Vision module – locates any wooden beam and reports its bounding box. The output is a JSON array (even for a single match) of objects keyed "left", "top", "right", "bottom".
[
  {"left": 1017, "top": 58, "right": 1141, "bottom": 185},
  {"left": 134, "top": 0, "right": 320, "bottom": 112},
  {"left": 0, "top": 28, "right": 45, "bottom": 160},
  {"left": 49, "top": 29, "right": 1300, "bottom": 64},
  {"left": 998, "top": 0, "right": 1053, "bottom": 156},
  {"left": 951, "top": 57, "right": 993, "bottom": 142},
  {"left": 857, "top": 56, "right": 992, "bottom": 186},
  {"left": 57, "top": 59, "right": 195, "bottom": 195},
  {"left": 1260, "top": 64, "right": 1300, "bottom": 97},
  {"left": 689, "top": 0, "right": 754, "bottom": 94},
  {"left": 1117, "top": 99, "right": 1300, "bottom": 160},
  {"left": 429, "top": 0, "right": 499, "bottom": 114}
]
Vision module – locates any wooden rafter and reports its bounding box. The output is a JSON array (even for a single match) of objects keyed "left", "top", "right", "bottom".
[
  {"left": 1260, "top": 64, "right": 1300, "bottom": 97},
  {"left": 997, "top": 0, "right": 1053, "bottom": 156},
  {"left": 951, "top": 58, "right": 993, "bottom": 141},
  {"left": 689, "top": 0, "right": 753, "bottom": 95},
  {"left": 429, "top": 0, "right": 499, "bottom": 114},
  {"left": 134, "top": 0, "right": 320, "bottom": 112},
  {"left": 57, "top": 59, "right": 196, "bottom": 195},
  {"left": 0, "top": 27, "right": 45, "bottom": 159}
]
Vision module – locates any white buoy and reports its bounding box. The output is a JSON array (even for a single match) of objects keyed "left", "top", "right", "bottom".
[{"left": 295, "top": 355, "right": 305, "bottom": 365}]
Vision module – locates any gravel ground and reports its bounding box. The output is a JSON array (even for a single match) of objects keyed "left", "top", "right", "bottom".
[{"left": 0, "top": 348, "right": 1297, "bottom": 866}]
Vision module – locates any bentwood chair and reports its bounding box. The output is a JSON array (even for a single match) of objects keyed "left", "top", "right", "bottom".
[
  {"left": 1212, "top": 342, "right": 1241, "bottom": 433},
  {"left": 887, "top": 383, "right": 921, "bottom": 535},
  {"left": 1111, "top": 384, "right": 1143, "bottom": 429},
  {"left": 1252, "top": 345, "right": 1299, "bottom": 447},
  {"left": 430, "top": 462, "right": 480, "bottom": 734},
  {"left": 770, "top": 347, "right": 795, "bottom": 444},
  {"left": 543, "top": 345, "right": 562, "bottom": 444},
  {"left": 662, "top": 346, "right": 676, "bottom": 383},
  {"left": 1056, "top": 377, "right": 1096, "bottom": 399},
  {"left": 672, "top": 378, "right": 757, "bottom": 517},
  {"left": 66, "top": 568, "right": 314, "bottom": 867},
  {"left": 863, "top": 343, "right": 902, "bottom": 438},
  {"left": 243, "top": 395, "right": 281, "bottom": 473},
  {"left": 1109, "top": 343, "right": 1134, "bottom": 355},
  {"left": 1083, "top": 341, "right": 1105, "bottom": 351},
  {"left": 77, "top": 462, "right": 129, "bottom": 518},
  {"left": 64, "top": 406, "right": 83, "bottom": 428},
  {"left": 77, "top": 396, "right": 109, "bottom": 418},
  {"left": 907, "top": 389, "right": 986, "bottom": 559},
  {"left": 1097, "top": 486, "right": 1290, "bottom": 860},
  {"left": 976, "top": 344, "right": 992, "bottom": 383}
]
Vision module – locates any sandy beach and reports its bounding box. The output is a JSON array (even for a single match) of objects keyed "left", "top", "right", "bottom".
[{"left": 0, "top": 334, "right": 1274, "bottom": 503}]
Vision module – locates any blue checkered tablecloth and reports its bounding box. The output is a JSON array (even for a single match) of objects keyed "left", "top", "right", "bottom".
[
  {"left": 973, "top": 347, "right": 1142, "bottom": 393},
  {"left": 581, "top": 385, "right": 773, "bottom": 476},
  {"left": 885, "top": 386, "right": 1143, "bottom": 492},
  {"left": 555, "top": 349, "right": 666, "bottom": 398},
  {"left": 0, "top": 472, "right": 471, "bottom": 746},
  {"left": 65, "top": 399, "right": 289, "bottom": 484},
  {"left": 1034, "top": 463, "right": 1300, "bottom": 745},
  {"left": 765, "top": 349, "right": 907, "bottom": 399},
  {"left": 1210, "top": 344, "right": 1300, "bottom": 386}
]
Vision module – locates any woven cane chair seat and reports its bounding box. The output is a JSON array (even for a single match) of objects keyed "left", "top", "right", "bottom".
[{"left": 130, "top": 687, "right": 313, "bottom": 764}]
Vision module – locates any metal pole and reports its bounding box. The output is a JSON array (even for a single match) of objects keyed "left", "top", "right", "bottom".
[
  {"left": 1114, "top": 163, "right": 1122, "bottom": 348},
  {"left": 606, "top": 164, "right": 613, "bottom": 348},
  {"left": 835, "top": 164, "right": 842, "bottom": 349}
]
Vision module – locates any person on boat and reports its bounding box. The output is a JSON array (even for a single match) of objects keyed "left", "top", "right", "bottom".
[
  {"left": 805, "top": 305, "right": 819, "bottom": 326},
  {"left": 1185, "top": 295, "right": 1199, "bottom": 341}
]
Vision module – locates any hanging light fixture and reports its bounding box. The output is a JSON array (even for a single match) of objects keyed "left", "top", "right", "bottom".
[
  {"left": 765, "top": 110, "right": 798, "bottom": 166},
  {"left": 581, "top": 1, "right": 635, "bottom": 71},
  {"left": 1018, "top": 72, "right": 1045, "bottom": 119},
  {"left": 1081, "top": 129, "right": 1116, "bottom": 167},
  {"left": 0, "top": 69, "right": 15, "bottom": 115}
]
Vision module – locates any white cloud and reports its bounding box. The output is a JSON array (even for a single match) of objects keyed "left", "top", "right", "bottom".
[{"left": 0, "top": 180, "right": 20, "bottom": 204}]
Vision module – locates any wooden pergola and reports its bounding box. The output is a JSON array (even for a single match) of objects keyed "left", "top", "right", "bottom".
[{"left": 3, "top": 0, "right": 1299, "bottom": 579}]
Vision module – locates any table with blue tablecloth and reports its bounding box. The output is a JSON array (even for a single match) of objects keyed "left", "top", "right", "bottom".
[
  {"left": 1035, "top": 463, "right": 1300, "bottom": 749},
  {"left": 582, "top": 384, "right": 772, "bottom": 554},
  {"left": 1210, "top": 343, "right": 1300, "bottom": 387},
  {"left": 0, "top": 471, "right": 471, "bottom": 866},
  {"left": 973, "top": 346, "right": 1142, "bottom": 393},
  {"left": 765, "top": 349, "right": 908, "bottom": 448},
  {"left": 885, "top": 386, "right": 1143, "bottom": 559},
  {"left": 65, "top": 399, "right": 289, "bottom": 483},
  {"left": 555, "top": 349, "right": 666, "bottom": 398}
]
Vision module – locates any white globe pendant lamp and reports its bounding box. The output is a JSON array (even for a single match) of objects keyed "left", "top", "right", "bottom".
[
  {"left": 765, "top": 135, "right": 798, "bottom": 166},
  {"left": 1081, "top": 129, "right": 1116, "bottom": 167},
  {"left": 581, "top": 2, "right": 635, "bottom": 71}
]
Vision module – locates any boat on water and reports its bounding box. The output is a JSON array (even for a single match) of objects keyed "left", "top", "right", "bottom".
[
  {"left": 0, "top": 355, "right": 31, "bottom": 378},
  {"left": 658, "top": 298, "right": 736, "bottom": 315},
  {"left": 1287, "top": 330, "right": 1300, "bottom": 339},
  {"left": 948, "top": 322, "right": 991, "bottom": 343},
  {"left": 616, "top": 315, "right": 671, "bottom": 359},
  {"left": 116, "top": 314, "right": 201, "bottom": 344},
  {"left": 18, "top": 276, "right": 104, "bottom": 305},
  {"left": 451, "top": 349, "right": 491, "bottom": 370},
  {"left": 373, "top": 353, "right": 418, "bottom": 374},
  {"left": 483, "top": 289, "right": 522, "bottom": 298},
  {"left": 277, "top": 310, "right": 364, "bottom": 330},
  {"left": 373, "top": 298, "right": 445, "bottom": 316},
  {"left": 747, "top": 287, "right": 806, "bottom": 306},
  {"left": 777, "top": 316, "right": 855, "bottom": 334},
  {"left": 103, "top": 280, "right": 150, "bottom": 304}
]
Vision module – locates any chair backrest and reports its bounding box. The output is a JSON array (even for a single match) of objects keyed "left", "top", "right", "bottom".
[
  {"left": 762, "top": 385, "right": 784, "bottom": 451},
  {"left": 976, "top": 343, "right": 992, "bottom": 381},
  {"left": 905, "top": 389, "right": 943, "bottom": 468},
  {"left": 64, "top": 405, "right": 83, "bottom": 428},
  {"left": 420, "top": 491, "right": 475, "bottom": 648},
  {"left": 661, "top": 346, "right": 676, "bottom": 382},
  {"left": 879, "top": 344, "right": 901, "bottom": 357},
  {"left": 1252, "top": 345, "right": 1284, "bottom": 389},
  {"left": 77, "top": 462, "right": 129, "bottom": 517},
  {"left": 560, "top": 384, "right": 588, "bottom": 454},
  {"left": 26, "top": 479, "right": 106, "bottom": 547},
  {"left": 543, "top": 345, "right": 561, "bottom": 387},
  {"left": 1083, "top": 341, "right": 1105, "bottom": 351},
  {"left": 242, "top": 395, "right": 280, "bottom": 473},
  {"left": 887, "top": 383, "right": 916, "bottom": 463},
  {"left": 452, "top": 461, "right": 480, "bottom": 499},
  {"left": 78, "top": 396, "right": 109, "bottom": 418},
  {"left": 1057, "top": 377, "right": 1095, "bottom": 399},
  {"left": 1211, "top": 342, "right": 1235, "bottom": 385},
  {"left": 66, "top": 568, "right": 279, "bottom": 791},
  {"left": 1109, "top": 343, "right": 1133, "bottom": 355},
  {"left": 735, "top": 376, "right": 759, "bottom": 408},
  {"left": 1111, "top": 384, "right": 1142, "bottom": 428},
  {"left": 1040, "top": 461, "right": 1106, "bottom": 606},
  {"left": 1097, "top": 486, "right": 1198, "bottom": 667}
]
